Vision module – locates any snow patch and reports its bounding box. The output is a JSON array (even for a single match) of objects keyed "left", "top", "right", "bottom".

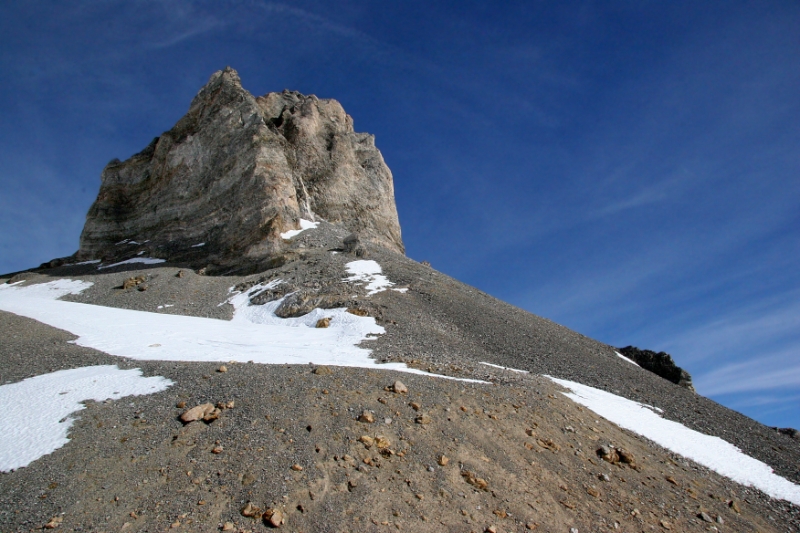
[
  {"left": 546, "top": 376, "right": 800, "bottom": 506},
  {"left": 280, "top": 219, "right": 318, "bottom": 239},
  {"left": 98, "top": 257, "right": 166, "bottom": 270},
  {"left": 0, "top": 280, "right": 484, "bottom": 384},
  {"left": 0, "top": 366, "right": 172, "bottom": 471},
  {"left": 615, "top": 351, "right": 640, "bottom": 366},
  {"left": 344, "top": 260, "right": 397, "bottom": 295},
  {"left": 191, "top": 242, "right": 206, "bottom": 248},
  {"left": 73, "top": 259, "right": 101, "bottom": 266},
  {"left": 479, "top": 362, "right": 529, "bottom": 374}
]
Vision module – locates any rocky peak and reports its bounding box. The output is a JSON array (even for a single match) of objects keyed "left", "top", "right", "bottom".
[{"left": 78, "top": 67, "right": 403, "bottom": 272}]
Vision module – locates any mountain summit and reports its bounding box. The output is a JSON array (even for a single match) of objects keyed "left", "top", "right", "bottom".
[{"left": 78, "top": 67, "right": 403, "bottom": 273}]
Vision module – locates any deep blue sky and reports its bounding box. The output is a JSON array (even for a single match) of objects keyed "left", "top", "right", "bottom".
[{"left": 1, "top": 1, "right": 798, "bottom": 429}]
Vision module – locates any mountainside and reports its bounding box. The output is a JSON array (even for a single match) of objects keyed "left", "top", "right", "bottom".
[{"left": 1, "top": 70, "right": 799, "bottom": 533}]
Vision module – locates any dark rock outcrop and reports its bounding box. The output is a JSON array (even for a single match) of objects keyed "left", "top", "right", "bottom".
[
  {"left": 77, "top": 67, "right": 403, "bottom": 271},
  {"left": 618, "top": 346, "right": 695, "bottom": 390}
]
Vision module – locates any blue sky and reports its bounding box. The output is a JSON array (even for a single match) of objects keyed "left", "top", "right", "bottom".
[{"left": 1, "top": 1, "right": 798, "bottom": 429}]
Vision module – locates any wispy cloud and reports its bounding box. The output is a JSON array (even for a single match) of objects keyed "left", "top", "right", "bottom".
[{"left": 694, "top": 349, "right": 800, "bottom": 396}]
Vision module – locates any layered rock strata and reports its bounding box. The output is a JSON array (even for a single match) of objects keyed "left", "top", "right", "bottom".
[{"left": 77, "top": 67, "right": 403, "bottom": 272}]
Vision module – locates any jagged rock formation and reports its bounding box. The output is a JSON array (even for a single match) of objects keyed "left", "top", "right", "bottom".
[
  {"left": 618, "top": 345, "right": 695, "bottom": 390},
  {"left": 77, "top": 67, "right": 403, "bottom": 272}
]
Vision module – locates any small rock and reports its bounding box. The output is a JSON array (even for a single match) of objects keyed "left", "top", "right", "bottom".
[
  {"left": 461, "top": 470, "right": 488, "bottom": 490},
  {"left": 597, "top": 445, "right": 619, "bottom": 464},
  {"left": 217, "top": 400, "right": 235, "bottom": 409},
  {"left": 221, "top": 522, "right": 235, "bottom": 531},
  {"left": 203, "top": 408, "right": 222, "bottom": 422},
  {"left": 485, "top": 526, "right": 498, "bottom": 533},
  {"left": 375, "top": 436, "right": 391, "bottom": 449},
  {"left": 313, "top": 365, "right": 332, "bottom": 375},
  {"left": 315, "top": 317, "right": 331, "bottom": 328},
  {"left": 415, "top": 414, "right": 432, "bottom": 424},
  {"left": 180, "top": 403, "right": 215, "bottom": 423},
  {"left": 291, "top": 464, "right": 303, "bottom": 471},
  {"left": 493, "top": 509, "right": 507, "bottom": 518},
  {"left": 358, "top": 410, "right": 376, "bottom": 423},
  {"left": 599, "top": 474, "right": 611, "bottom": 482},
  {"left": 586, "top": 487, "right": 600, "bottom": 498},
  {"left": 409, "top": 402, "right": 421, "bottom": 411},
  {"left": 570, "top": 528, "right": 578, "bottom": 533},
  {"left": 211, "top": 445, "right": 223, "bottom": 454},
  {"left": 218, "top": 365, "right": 228, "bottom": 373},
  {"left": 659, "top": 520, "right": 671, "bottom": 529},
  {"left": 263, "top": 508, "right": 285, "bottom": 528},
  {"left": 44, "top": 516, "right": 63, "bottom": 529},
  {"left": 526, "top": 522, "right": 538, "bottom": 530},
  {"left": 359, "top": 435, "right": 375, "bottom": 448},
  {"left": 665, "top": 475, "right": 678, "bottom": 485},
  {"left": 391, "top": 380, "right": 408, "bottom": 394},
  {"left": 176, "top": 401, "right": 186, "bottom": 408},
  {"left": 346, "top": 307, "right": 369, "bottom": 317},
  {"left": 716, "top": 516, "right": 724, "bottom": 524},
  {"left": 241, "top": 502, "right": 262, "bottom": 518},
  {"left": 617, "top": 448, "right": 635, "bottom": 465},
  {"left": 176, "top": 270, "right": 185, "bottom": 278},
  {"left": 729, "top": 500, "right": 741, "bottom": 513},
  {"left": 699, "top": 512, "right": 714, "bottom": 523},
  {"left": 438, "top": 455, "right": 449, "bottom": 466}
]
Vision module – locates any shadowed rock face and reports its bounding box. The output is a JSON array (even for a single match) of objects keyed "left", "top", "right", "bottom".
[
  {"left": 78, "top": 67, "right": 403, "bottom": 270},
  {"left": 618, "top": 345, "right": 695, "bottom": 390}
]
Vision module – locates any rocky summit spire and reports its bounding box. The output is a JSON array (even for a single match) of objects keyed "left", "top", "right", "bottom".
[{"left": 78, "top": 67, "right": 404, "bottom": 271}]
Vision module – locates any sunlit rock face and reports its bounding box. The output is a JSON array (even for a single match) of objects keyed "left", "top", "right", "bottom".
[{"left": 78, "top": 67, "right": 404, "bottom": 271}]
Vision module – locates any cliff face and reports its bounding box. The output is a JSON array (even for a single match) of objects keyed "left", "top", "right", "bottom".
[{"left": 78, "top": 67, "right": 403, "bottom": 270}]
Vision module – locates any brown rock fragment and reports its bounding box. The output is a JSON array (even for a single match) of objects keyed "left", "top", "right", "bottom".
[
  {"left": 263, "top": 508, "right": 285, "bottom": 528},
  {"left": 358, "top": 410, "right": 376, "bottom": 423},
  {"left": 391, "top": 380, "right": 408, "bottom": 394},
  {"left": 241, "top": 502, "right": 262, "bottom": 518},
  {"left": 415, "top": 414, "right": 432, "bottom": 424},
  {"left": 359, "top": 435, "right": 375, "bottom": 448},
  {"left": 44, "top": 516, "right": 63, "bottom": 529},
  {"left": 313, "top": 365, "right": 332, "bottom": 375},
  {"left": 218, "top": 365, "right": 228, "bottom": 373},
  {"left": 222, "top": 522, "right": 235, "bottom": 531},
  {"left": 438, "top": 454, "right": 449, "bottom": 466},
  {"left": 461, "top": 470, "right": 489, "bottom": 490},
  {"left": 315, "top": 317, "right": 331, "bottom": 328},
  {"left": 180, "top": 403, "right": 215, "bottom": 423},
  {"left": 291, "top": 464, "right": 303, "bottom": 471}
]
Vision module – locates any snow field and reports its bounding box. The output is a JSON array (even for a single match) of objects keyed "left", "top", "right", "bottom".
[
  {"left": 0, "top": 366, "right": 172, "bottom": 471},
  {"left": 546, "top": 376, "right": 800, "bottom": 506}
]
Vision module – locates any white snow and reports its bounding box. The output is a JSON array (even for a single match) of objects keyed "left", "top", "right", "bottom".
[
  {"left": 280, "top": 219, "right": 318, "bottom": 239},
  {"left": 73, "top": 259, "right": 101, "bottom": 266},
  {"left": 479, "top": 362, "right": 529, "bottom": 373},
  {"left": 0, "top": 365, "right": 172, "bottom": 472},
  {"left": 191, "top": 242, "right": 206, "bottom": 248},
  {"left": 546, "top": 376, "right": 800, "bottom": 505},
  {"left": 344, "top": 260, "right": 397, "bottom": 295},
  {"left": 0, "top": 279, "right": 485, "bottom": 384},
  {"left": 157, "top": 304, "right": 174, "bottom": 309},
  {"left": 614, "top": 351, "right": 640, "bottom": 366},
  {"left": 98, "top": 257, "right": 166, "bottom": 270}
]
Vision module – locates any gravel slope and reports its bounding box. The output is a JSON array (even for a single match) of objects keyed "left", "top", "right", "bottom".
[{"left": 1, "top": 225, "right": 798, "bottom": 532}]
